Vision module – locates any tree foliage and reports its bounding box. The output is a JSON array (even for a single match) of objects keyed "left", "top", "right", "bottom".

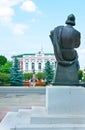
[
  {"left": 23, "top": 73, "right": 33, "bottom": 80},
  {"left": 10, "top": 57, "right": 23, "bottom": 86},
  {"left": 36, "top": 72, "right": 46, "bottom": 80},
  {"left": 44, "top": 61, "right": 54, "bottom": 84},
  {"left": 0, "top": 61, "right": 12, "bottom": 73},
  {"left": 78, "top": 69, "right": 83, "bottom": 81},
  {"left": 0, "top": 56, "right": 11, "bottom": 86},
  {"left": 0, "top": 72, "right": 10, "bottom": 86},
  {"left": 0, "top": 55, "right": 7, "bottom": 66}
]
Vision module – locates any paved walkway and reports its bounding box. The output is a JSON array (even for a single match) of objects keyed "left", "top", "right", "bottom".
[{"left": 0, "top": 93, "right": 45, "bottom": 122}]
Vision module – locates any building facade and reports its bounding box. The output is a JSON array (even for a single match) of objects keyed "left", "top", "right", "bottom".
[{"left": 12, "top": 51, "right": 56, "bottom": 73}]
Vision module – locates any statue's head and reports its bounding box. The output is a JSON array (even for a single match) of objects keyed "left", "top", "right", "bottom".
[{"left": 65, "top": 14, "right": 75, "bottom": 26}]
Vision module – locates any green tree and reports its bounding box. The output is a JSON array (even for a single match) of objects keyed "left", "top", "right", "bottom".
[
  {"left": 36, "top": 72, "right": 46, "bottom": 80},
  {"left": 78, "top": 69, "right": 83, "bottom": 81},
  {"left": 0, "top": 56, "right": 11, "bottom": 86},
  {"left": 0, "top": 72, "right": 10, "bottom": 86},
  {"left": 44, "top": 61, "right": 54, "bottom": 85},
  {"left": 0, "top": 61, "right": 12, "bottom": 73},
  {"left": 0, "top": 55, "right": 7, "bottom": 66},
  {"left": 23, "top": 73, "right": 33, "bottom": 80},
  {"left": 10, "top": 57, "right": 23, "bottom": 86}
]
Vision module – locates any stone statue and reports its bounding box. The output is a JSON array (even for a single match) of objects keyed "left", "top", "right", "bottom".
[{"left": 50, "top": 14, "right": 81, "bottom": 85}]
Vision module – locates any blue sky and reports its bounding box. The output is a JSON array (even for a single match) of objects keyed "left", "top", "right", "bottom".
[{"left": 0, "top": 0, "right": 85, "bottom": 69}]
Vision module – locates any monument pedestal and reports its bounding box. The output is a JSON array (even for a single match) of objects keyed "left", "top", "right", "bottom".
[
  {"left": 0, "top": 86, "right": 85, "bottom": 130},
  {"left": 46, "top": 86, "right": 85, "bottom": 115}
]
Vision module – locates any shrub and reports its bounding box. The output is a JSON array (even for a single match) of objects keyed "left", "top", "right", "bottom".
[
  {"left": 36, "top": 72, "right": 46, "bottom": 80},
  {"left": 78, "top": 69, "right": 83, "bottom": 81},
  {"left": 23, "top": 73, "right": 33, "bottom": 80},
  {"left": 0, "top": 72, "right": 10, "bottom": 86}
]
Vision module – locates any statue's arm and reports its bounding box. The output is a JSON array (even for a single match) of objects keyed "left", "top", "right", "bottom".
[
  {"left": 49, "top": 26, "right": 64, "bottom": 62},
  {"left": 75, "top": 32, "right": 81, "bottom": 48}
]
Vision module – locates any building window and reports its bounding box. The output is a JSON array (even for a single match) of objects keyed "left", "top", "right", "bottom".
[
  {"left": 38, "top": 62, "right": 41, "bottom": 70},
  {"left": 32, "top": 62, "right": 35, "bottom": 72},
  {"left": 25, "top": 62, "right": 28, "bottom": 71}
]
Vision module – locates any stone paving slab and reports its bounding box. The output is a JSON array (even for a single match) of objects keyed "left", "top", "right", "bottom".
[
  {"left": 1, "top": 109, "right": 85, "bottom": 130},
  {"left": 0, "top": 93, "right": 45, "bottom": 122}
]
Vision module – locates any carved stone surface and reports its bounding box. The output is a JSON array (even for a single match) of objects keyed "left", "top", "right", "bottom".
[{"left": 50, "top": 14, "right": 81, "bottom": 85}]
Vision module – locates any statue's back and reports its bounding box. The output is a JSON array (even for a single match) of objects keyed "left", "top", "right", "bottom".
[
  {"left": 61, "top": 26, "right": 80, "bottom": 49},
  {"left": 61, "top": 25, "right": 80, "bottom": 61}
]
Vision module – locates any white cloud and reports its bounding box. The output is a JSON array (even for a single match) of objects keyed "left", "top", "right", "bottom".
[
  {"left": 0, "top": 0, "right": 41, "bottom": 35},
  {"left": 0, "top": 0, "right": 29, "bottom": 35},
  {"left": 0, "top": 16, "right": 12, "bottom": 24},
  {"left": 12, "top": 23, "right": 28, "bottom": 35},
  {"left": 0, "top": 7, "right": 14, "bottom": 17},
  {"left": 0, "top": 0, "right": 19, "bottom": 23},
  {"left": 20, "top": 0, "right": 37, "bottom": 12},
  {"left": 0, "top": 0, "right": 21, "bottom": 7},
  {"left": 0, "top": 0, "right": 21, "bottom": 16}
]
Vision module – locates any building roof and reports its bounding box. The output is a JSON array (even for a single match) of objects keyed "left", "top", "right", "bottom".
[{"left": 12, "top": 52, "right": 54, "bottom": 58}]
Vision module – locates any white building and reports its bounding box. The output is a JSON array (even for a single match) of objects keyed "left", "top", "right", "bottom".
[{"left": 12, "top": 51, "right": 56, "bottom": 73}]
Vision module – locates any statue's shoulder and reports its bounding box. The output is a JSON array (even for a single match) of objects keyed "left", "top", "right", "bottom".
[
  {"left": 50, "top": 25, "right": 64, "bottom": 37},
  {"left": 73, "top": 28, "right": 81, "bottom": 37},
  {"left": 54, "top": 25, "right": 64, "bottom": 31}
]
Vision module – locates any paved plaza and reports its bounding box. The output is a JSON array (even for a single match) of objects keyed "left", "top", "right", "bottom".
[{"left": 0, "top": 93, "right": 45, "bottom": 122}]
